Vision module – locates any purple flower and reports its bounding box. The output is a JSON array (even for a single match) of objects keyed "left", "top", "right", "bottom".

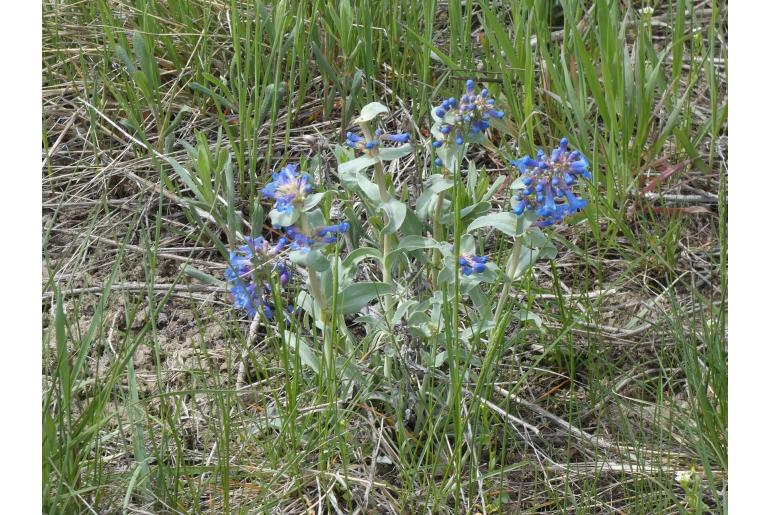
[
  {"left": 511, "top": 138, "right": 591, "bottom": 227},
  {"left": 285, "top": 226, "right": 315, "bottom": 253}
]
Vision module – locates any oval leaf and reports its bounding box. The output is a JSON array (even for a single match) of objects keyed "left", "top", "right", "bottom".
[
  {"left": 339, "top": 155, "right": 376, "bottom": 177},
  {"left": 397, "top": 235, "right": 441, "bottom": 251},
  {"left": 355, "top": 102, "right": 389, "bottom": 123},
  {"left": 289, "top": 249, "right": 330, "bottom": 272},
  {"left": 269, "top": 208, "right": 300, "bottom": 228},
  {"left": 466, "top": 212, "right": 524, "bottom": 238},
  {"left": 342, "top": 247, "right": 382, "bottom": 269},
  {"left": 378, "top": 144, "right": 412, "bottom": 161},
  {"left": 378, "top": 198, "right": 407, "bottom": 234},
  {"left": 340, "top": 282, "right": 392, "bottom": 315},
  {"left": 303, "top": 191, "right": 335, "bottom": 212},
  {"left": 283, "top": 331, "right": 320, "bottom": 373}
]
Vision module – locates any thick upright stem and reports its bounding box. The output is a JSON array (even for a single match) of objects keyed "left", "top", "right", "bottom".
[
  {"left": 300, "top": 212, "right": 334, "bottom": 389},
  {"left": 431, "top": 189, "right": 446, "bottom": 284},
  {"left": 450, "top": 149, "right": 463, "bottom": 507},
  {"left": 493, "top": 237, "right": 523, "bottom": 324},
  {"left": 431, "top": 147, "right": 464, "bottom": 285},
  {"left": 359, "top": 121, "right": 396, "bottom": 379},
  {"left": 300, "top": 213, "right": 327, "bottom": 315},
  {"left": 373, "top": 163, "right": 394, "bottom": 316}
]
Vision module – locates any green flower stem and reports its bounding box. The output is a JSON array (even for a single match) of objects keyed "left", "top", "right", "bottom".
[
  {"left": 359, "top": 121, "right": 395, "bottom": 379},
  {"left": 493, "top": 236, "right": 523, "bottom": 325},
  {"left": 450, "top": 148, "right": 463, "bottom": 507},
  {"left": 431, "top": 145, "right": 466, "bottom": 285},
  {"left": 299, "top": 213, "right": 327, "bottom": 316},
  {"left": 299, "top": 212, "right": 335, "bottom": 388},
  {"left": 431, "top": 187, "right": 446, "bottom": 285},
  {"left": 372, "top": 162, "right": 394, "bottom": 315}
]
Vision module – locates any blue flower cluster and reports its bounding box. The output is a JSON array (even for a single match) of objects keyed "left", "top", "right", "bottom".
[
  {"left": 458, "top": 254, "right": 489, "bottom": 276},
  {"left": 346, "top": 128, "right": 410, "bottom": 155},
  {"left": 226, "top": 162, "right": 352, "bottom": 317},
  {"left": 225, "top": 237, "right": 291, "bottom": 319},
  {"left": 432, "top": 80, "right": 504, "bottom": 151},
  {"left": 261, "top": 164, "right": 313, "bottom": 215},
  {"left": 511, "top": 138, "right": 591, "bottom": 227}
]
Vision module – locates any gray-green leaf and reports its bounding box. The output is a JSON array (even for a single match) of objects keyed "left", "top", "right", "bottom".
[
  {"left": 269, "top": 207, "right": 300, "bottom": 228},
  {"left": 378, "top": 144, "right": 412, "bottom": 161},
  {"left": 466, "top": 212, "right": 524, "bottom": 238},
  {"left": 355, "top": 102, "right": 389, "bottom": 123},
  {"left": 397, "top": 235, "right": 441, "bottom": 251},
  {"left": 283, "top": 331, "right": 320, "bottom": 373},
  {"left": 339, "top": 282, "right": 392, "bottom": 315},
  {"left": 289, "top": 249, "right": 330, "bottom": 272},
  {"left": 378, "top": 198, "right": 407, "bottom": 234},
  {"left": 339, "top": 155, "right": 376, "bottom": 177},
  {"left": 303, "top": 191, "right": 334, "bottom": 211}
]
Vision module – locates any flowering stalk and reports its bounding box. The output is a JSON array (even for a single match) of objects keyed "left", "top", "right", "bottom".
[
  {"left": 357, "top": 120, "right": 395, "bottom": 318},
  {"left": 347, "top": 118, "right": 411, "bottom": 379},
  {"left": 431, "top": 190, "right": 446, "bottom": 284},
  {"left": 299, "top": 212, "right": 328, "bottom": 316},
  {"left": 430, "top": 147, "right": 461, "bottom": 284},
  {"left": 354, "top": 120, "right": 402, "bottom": 378},
  {"left": 492, "top": 237, "right": 523, "bottom": 324},
  {"left": 430, "top": 80, "right": 502, "bottom": 284},
  {"left": 257, "top": 162, "right": 349, "bottom": 322}
]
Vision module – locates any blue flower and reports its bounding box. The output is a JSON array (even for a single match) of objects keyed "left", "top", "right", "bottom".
[
  {"left": 346, "top": 128, "right": 411, "bottom": 155},
  {"left": 432, "top": 80, "right": 505, "bottom": 149},
  {"left": 458, "top": 254, "right": 490, "bottom": 276},
  {"left": 261, "top": 164, "right": 314, "bottom": 215},
  {"left": 225, "top": 262, "right": 266, "bottom": 319},
  {"left": 317, "top": 222, "right": 350, "bottom": 241},
  {"left": 284, "top": 221, "right": 350, "bottom": 252},
  {"left": 511, "top": 138, "right": 591, "bottom": 227},
  {"left": 285, "top": 226, "right": 315, "bottom": 253}
]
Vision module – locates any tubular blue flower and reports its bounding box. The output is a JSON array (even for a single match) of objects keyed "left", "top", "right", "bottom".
[
  {"left": 317, "top": 221, "right": 350, "bottom": 244},
  {"left": 261, "top": 164, "right": 313, "bottom": 215},
  {"left": 458, "top": 254, "right": 491, "bottom": 276},
  {"left": 432, "top": 79, "right": 505, "bottom": 148},
  {"left": 346, "top": 127, "right": 411, "bottom": 155},
  {"left": 511, "top": 137, "right": 591, "bottom": 227},
  {"left": 384, "top": 133, "right": 411, "bottom": 143},
  {"left": 285, "top": 226, "right": 315, "bottom": 253},
  {"left": 317, "top": 222, "right": 350, "bottom": 237},
  {"left": 284, "top": 221, "right": 350, "bottom": 253}
]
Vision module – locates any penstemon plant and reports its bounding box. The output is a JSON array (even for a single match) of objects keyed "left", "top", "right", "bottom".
[{"left": 211, "top": 84, "right": 591, "bottom": 393}]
